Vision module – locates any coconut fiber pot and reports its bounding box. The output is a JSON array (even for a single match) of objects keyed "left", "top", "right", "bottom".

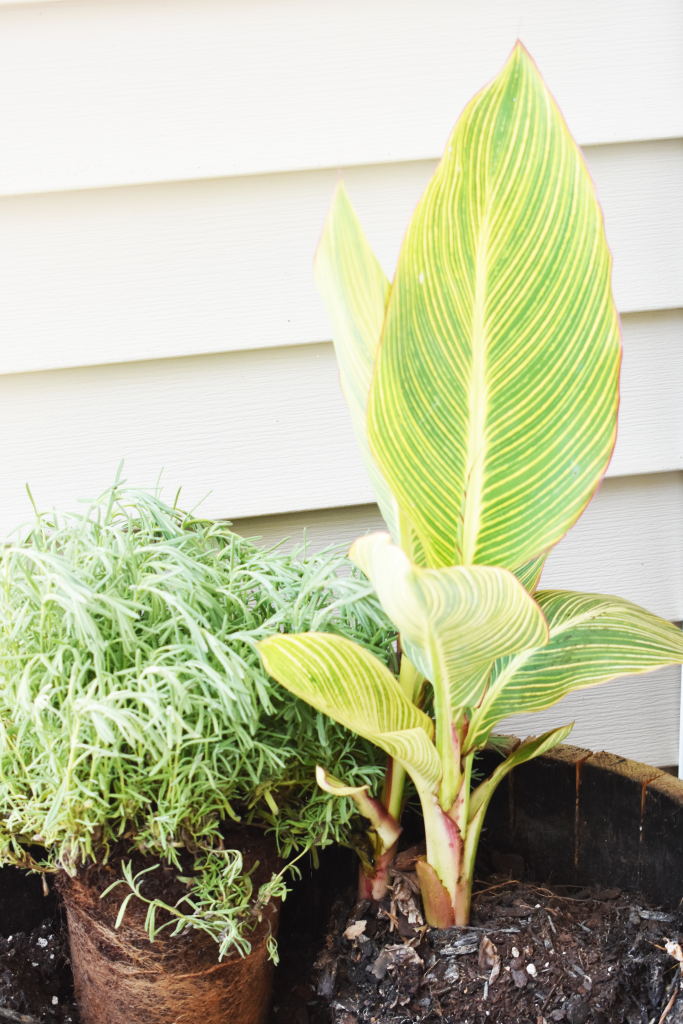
[{"left": 56, "top": 828, "right": 281, "bottom": 1024}]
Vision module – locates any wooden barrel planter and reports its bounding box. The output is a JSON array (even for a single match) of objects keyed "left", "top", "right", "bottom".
[
  {"left": 478, "top": 741, "right": 683, "bottom": 907},
  {"left": 0, "top": 745, "right": 682, "bottom": 1023}
]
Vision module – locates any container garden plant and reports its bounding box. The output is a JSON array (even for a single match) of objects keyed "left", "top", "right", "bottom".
[
  {"left": 257, "top": 43, "right": 683, "bottom": 1022},
  {"left": 0, "top": 481, "right": 397, "bottom": 1024}
]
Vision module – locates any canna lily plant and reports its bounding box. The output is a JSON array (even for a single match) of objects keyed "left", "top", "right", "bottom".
[{"left": 258, "top": 44, "right": 683, "bottom": 928}]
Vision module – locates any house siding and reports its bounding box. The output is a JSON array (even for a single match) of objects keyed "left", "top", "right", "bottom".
[{"left": 2, "top": 0, "right": 681, "bottom": 765}]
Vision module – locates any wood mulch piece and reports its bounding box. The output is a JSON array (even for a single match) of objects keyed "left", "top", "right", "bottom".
[{"left": 304, "top": 878, "right": 683, "bottom": 1024}]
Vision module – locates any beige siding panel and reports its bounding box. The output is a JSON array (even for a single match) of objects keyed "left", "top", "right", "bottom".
[
  {"left": 0, "top": 0, "right": 680, "bottom": 196},
  {"left": 231, "top": 474, "right": 683, "bottom": 623},
  {"left": 539, "top": 473, "right": 683, "bottom": 619},
  {"left": 608, "top": 310, "right": 683, "bottom": 478},
  {"left": 0, "top": 316, "right": 681, "bottom": 535},
  {"left": 0, "top": 142, "right": 680, "bottom": 377},
  {"left": 497, "top": 664, "right": 681, "bottom": 768},
  {"left": 0, "top": 344, "right": 373, "bottom": 535},
  {"left": 231, "top": 506, "right": 389, "bottom": 556}
]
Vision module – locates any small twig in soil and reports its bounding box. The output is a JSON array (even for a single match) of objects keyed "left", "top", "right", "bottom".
[
  {"left": 658, "top": 982, "right": 679, "bottom": 1024},
  {"left": 540, "top": 977, "right": 561, "bottom": 1013},
  {"left": 0, "top": 1008, "right": 41, "bottom": 1023},
  {"left": 472, "top": 880, "right": 521, "bottom": 896}
]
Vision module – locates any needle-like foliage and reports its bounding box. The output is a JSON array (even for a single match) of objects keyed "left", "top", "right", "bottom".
[{"left": 0, "top": 482, "right": 396, "bottom": 954}]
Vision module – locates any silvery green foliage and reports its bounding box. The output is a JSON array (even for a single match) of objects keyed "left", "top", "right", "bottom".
[{"left": 0, "top": 483, "right": 395, "bottom": 953}]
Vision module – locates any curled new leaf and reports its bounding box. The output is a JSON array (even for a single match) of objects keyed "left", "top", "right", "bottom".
[
  {"left": 315, "top": 766, "right": 402, "bottom": 849},
  {"left": 350, "top": 532, "right": 548, "bottom": 709}
]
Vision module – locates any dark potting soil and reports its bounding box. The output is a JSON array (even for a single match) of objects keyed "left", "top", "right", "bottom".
[
  {"left": 0, "top": 917, "right": 79, "bottom": 1023},
  {"left": 2, "top": 844, "right": 683, "bottom": 1024},
  {"left": 300, "top": 873, "right": 683, "bottom": 1024}
]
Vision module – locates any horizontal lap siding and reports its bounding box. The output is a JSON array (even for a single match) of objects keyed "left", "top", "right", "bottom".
[
  {"left": 0, "top": 314, "right": 681, "bottom": 535},
  {"left": 0, "top": 141, "right": 681, "bottom": 376},
  {"left": 230, "top": 474, "right": 683, "bottom": 623},
  {"left": 497, "top": 665, "right": 681, "bottom": 768},
  {"left": 0, "top": 0, "right": 680, "bottom": 196},
  {"left": 0, "top": 0, "right": 680, "bottom": 767}
]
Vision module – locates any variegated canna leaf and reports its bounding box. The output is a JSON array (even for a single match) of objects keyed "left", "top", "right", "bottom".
[
  {"left": 467, "top": 591, "right": 683, "bottom": 750},
  {"left": 367, "top": 43, "right": 621, "bottom": 571},
  {"left": 258, "top": 632, "right": 441, "bottom": 790},
  {"left": 513, "top": 550, "right": 549, "bottom": 594},
  {"left": 315, "top": 184, "right": 417, "bottom": 554},
  {"left": 350, "top": 532, "right": 548, "bottom": 710}
]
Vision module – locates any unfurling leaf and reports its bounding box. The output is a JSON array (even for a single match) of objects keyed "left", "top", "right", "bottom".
[
  {"left": 367, "top": 44, "right": 620, "bottom": 571},
  {"left": 315, "top": 766, "right": 402, "bottom": 848},
  {"left": 350, "top": 532, "right": 548, "bottom": 709}
]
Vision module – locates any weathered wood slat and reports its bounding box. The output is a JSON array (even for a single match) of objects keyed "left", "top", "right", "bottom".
[{"left": 480, "top": 744, "right": 683, "bottom": 909}]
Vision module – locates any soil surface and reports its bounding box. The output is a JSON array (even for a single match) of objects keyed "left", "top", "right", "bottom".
[
  {"left": 3, "top": 849, "right": 683, "bottom": 1024},
  {"left": 301, "top": 869, "right": 683, "bottom": 1024},
  {"left": 0, "top": 916, "right": 78, "bottom": 1023}
]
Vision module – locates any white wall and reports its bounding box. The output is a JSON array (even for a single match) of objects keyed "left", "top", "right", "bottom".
[{"left": 2, "top": 0, "right": 681, "bottom": 766}]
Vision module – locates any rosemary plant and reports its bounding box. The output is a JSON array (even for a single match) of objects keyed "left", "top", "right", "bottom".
[{"left": 0, "top": 483, "right": 395, "bottom": 957}]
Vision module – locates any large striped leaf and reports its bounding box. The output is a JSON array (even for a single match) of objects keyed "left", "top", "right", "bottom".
[
  {"left": 350, "top": 532, "right": 548, "bottom": 710},
  {"left": 314, "top": 184, "right": 403, "bottom": 548},
  {"left": 258, "top": 632, "right": 441, "bottom": 791},
  {"left": 367, "top": 43, "right": 621, "bottom": 571},
  {"left": 467, "top": 591, "right": 683, "bottom": 750}
]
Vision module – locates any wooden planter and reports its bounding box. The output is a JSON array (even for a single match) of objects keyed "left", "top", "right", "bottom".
[
  {"left": 0, "top": 742, "right": 681, "bottom": 1023},
  {"left": 479, "top": 741, "right": 683, "bottom": 906}
]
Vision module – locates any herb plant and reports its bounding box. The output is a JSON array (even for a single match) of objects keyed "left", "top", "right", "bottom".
[
  {"left": 258, "top": 45, "right": 683, "bottom": 928},
  {"left": 0, "top": 482, "right": 396, "bottom": 957}
]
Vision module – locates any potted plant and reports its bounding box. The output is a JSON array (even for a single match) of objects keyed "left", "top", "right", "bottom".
[
  {"left": 258, "top": 41, "right": 683, "bottom": 939},
  {"left": 0, "top": 480, "right": 397, "bottom": 1024}
]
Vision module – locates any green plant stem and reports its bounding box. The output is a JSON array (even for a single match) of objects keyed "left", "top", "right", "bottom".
[
  {"left": 381, "top": 757, "right": 405, "bottom": 824},
  {"left": 412, "top": 741, "right": 485, "bottom": 927},
  {"left": 354, "top": 759, "right": 403, "bottom": 901},
  {"left": 356, "top": 653, "right": 420, "bottom": 901},
  {"left": 433, "top": 664, "right": 461, "bottom": 814}
]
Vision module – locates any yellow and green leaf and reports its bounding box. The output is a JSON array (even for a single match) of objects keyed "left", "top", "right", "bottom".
[
  {"left": 350, "top": 532, "right": 548, "bottom": 710},
  {"left": 367, "top": 43, "right": 621, "bottom": 571},
  {"left": 467, "top": 591, "right": 683, "bottom": 750},
  {"left": 513, "top": 550, "right": 549, "bottom": 594},
  {"left": 258, "top": 632, "right": 441, "bottom": 791},
  {"left": 315, "top": 184, "right": 412, "bottom": 553}
]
